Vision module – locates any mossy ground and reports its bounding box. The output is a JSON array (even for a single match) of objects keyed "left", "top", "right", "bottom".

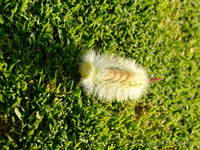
[{"left": 0, "top": 0, "right": 200, "bottom": 149}]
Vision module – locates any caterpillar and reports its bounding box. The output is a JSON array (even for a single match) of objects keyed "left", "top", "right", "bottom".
[{"left": 79, "top": 50, "right": 160, "bottom": 102}]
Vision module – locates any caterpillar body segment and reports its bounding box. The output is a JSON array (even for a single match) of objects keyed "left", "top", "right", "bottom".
[
  {"left": 79, "top": 51, "right": 149, "bottom": 101},
  {"left": 104, "top": 69, "right": 134, "bottom": 83}
]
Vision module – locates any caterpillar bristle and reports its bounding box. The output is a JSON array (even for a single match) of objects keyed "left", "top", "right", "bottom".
[
  {"left": 149, "top": 78, "right": 163, "bottom": 82},
  {"left": 79, "top": 50, "right": 149, "bottom": 102}
]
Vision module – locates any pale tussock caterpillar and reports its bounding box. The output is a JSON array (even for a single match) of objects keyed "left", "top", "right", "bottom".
[{"left": 79, "top": 50, "right": 162, "bottom": 102}]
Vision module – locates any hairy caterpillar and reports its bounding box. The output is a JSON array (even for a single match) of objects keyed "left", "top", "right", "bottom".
[{"left": 79, "top": 51, "right": 160, "bottom": 102}]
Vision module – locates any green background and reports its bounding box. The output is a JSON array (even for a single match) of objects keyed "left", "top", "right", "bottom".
[{"left": 0, "top": 0, "right": 200, "bottom": 149}]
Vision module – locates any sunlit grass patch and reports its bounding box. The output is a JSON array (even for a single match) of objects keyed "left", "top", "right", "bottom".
[{"left": 0, "top": 0, "right": 200, "bottom": 149}]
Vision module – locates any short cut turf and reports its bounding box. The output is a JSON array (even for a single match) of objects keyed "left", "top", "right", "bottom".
[{"left": 0, "top": 0, "right": 200, "bottom": 149}]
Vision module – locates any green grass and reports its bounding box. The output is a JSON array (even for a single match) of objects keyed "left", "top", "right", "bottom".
[{"left": 0, "top": 0, "right": 200, "bottom": 149}]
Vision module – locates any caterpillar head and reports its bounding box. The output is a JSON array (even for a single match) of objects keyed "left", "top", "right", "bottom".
[{"left": 79, "top": 62, "right": 94, "bottom": 79}]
